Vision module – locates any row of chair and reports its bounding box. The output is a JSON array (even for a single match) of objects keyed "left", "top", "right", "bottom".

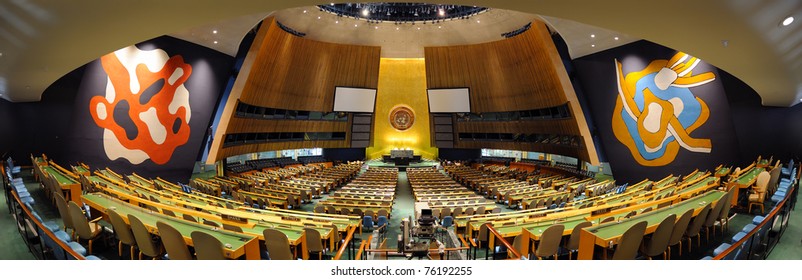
[{"left": 5, "top": 166, "right": 99, "bottom": 260}]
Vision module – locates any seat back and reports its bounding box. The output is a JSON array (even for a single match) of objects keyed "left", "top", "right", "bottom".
[
  {"left": 535, "top": 224, "right": 565, "bottom": 258},
  {"left": 128, "top": 214, "right": 162, "bottom": 258},
  {"left": 641, "top": 214, "right": 676, "bottom": 257},
  {"left": 67, "top": 201, "right": 93, "bottom": 240},
  {"left": 704, "top": 196, "right": 726, "bottom": 228},
  {"left": 304, "top": 228, "right": 325, "bottom": 254},
  {"left": 440, "top": 208, "right": 451, "bottom": 218},
  {"left": 156, "top": 221, "right": 193, "bottom": 260},
  {"left": 377, "top": 209, "right": 388, "bottom": 218},
  {"left": 263, "top": 228, "right": 293, "bottom": 260},
  {"left": 441, "top": 216, "right": 453, "bottom": 228},
  {"left": 477, "top": 223, "right": 490, "bottom": 245},
  {"left": 668, "top": 209, "right": 694, "bottom": 247},
  {"left": 612, "top": 221, "right": 648, "bottom": 260},
  {"left": 754, "top": 171, "right": 771, "bottom": 199},
  {"left": 719, "top": 187, "right": 735, "bottom": 220},
  {"left": 191, "top": 231, "right": 226, "bottom": 260},
  {"left": 362, "top": 216, "right": 374, "bottom": 229},
  {"left": 161, "top": 209, "right": 176, "bottom": 217},
  {"left": 54, "top": 193, "right": 74, "bottom": 232},
  {"left": 567, "top": 221, "right": 593, "bottom": 251},
  {"left": 476, "top": 206, "right": 486, "bottom": 214},
  {"left": 183, "top": 214, "right": 197, "bottom": 223},
  {"left": 377, "top": 216, "right": 388, "bottom": 228},
  {"left": 108, "top": 209, "right": 136, "bottom": 247},
  {"left": 685, "top": 203, "right": 711, "bottom": 238}
]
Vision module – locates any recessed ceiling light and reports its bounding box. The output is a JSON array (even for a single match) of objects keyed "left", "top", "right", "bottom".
[
  {"left": 317, "top": 16, "right": 321, "bottom": 20},
  {"left": 212, "top": 30, "right": 217, "bottom": 34},
  {"left": 782, "top": 16, "right": 794, "bottom": 26},
  {"left": 375, "top": 26, "right": 378, "bottom": 29},
  {"left": 591, "top": 44, "right": 595, "bottom": 47},
  {"left": 614, "top": 36, "right": 619, "bottom": 40},
  {"left": 396, "top": 27, "right": 399, "bottom": 30},
  {"left": 417, "top": 27, "right": 421, "bottom": 30},
  {"left": 439, "top": 9, "right": 445, "bottom": 16},
  {"left": 590, "top": 34, "right": 595, "bottom": 38},
  {"left": 476, "top": 20, "right": 480, "bottom": 23},
  {"left": 335, "top": 20, "right": 339, "bottom": 24},
  {"left": 303, "top": 10, "right": 307, "bottom": 13},
  {"left": 362, "top": 9, "right": 369, "bottom": 16},
  {"left": 330, "top": 3, "right": 334, "bottom": 5},
  {"left": 438, "top": 26, "right": 442, "bottom": 29},
  {"left": 354, "top": 24, "right": 358, "bottom": 27},
  {"left": 213, "top": 41, "right": 218, "bottom": 44}
]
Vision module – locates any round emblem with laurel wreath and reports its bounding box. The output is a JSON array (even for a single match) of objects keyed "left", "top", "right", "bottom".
[{"left": 389, "top": 105, "right": 415, "bottom": 131}]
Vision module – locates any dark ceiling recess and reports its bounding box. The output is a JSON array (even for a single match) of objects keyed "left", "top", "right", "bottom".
[{"left": 318, "top": 2, "right": 488, "bottom": 23}]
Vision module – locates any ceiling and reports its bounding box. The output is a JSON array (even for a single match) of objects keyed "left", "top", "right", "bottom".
[{"left": 0, "top": 0, "right": 800, "bottom": 107}]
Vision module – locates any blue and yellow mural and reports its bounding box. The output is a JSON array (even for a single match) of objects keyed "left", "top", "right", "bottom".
[{"left": 612, "top": 52, "right": 716, "bottom": 166}]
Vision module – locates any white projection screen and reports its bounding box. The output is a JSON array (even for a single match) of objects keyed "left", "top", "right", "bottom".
[
  {"left": 428, "top": 88, "right": 471, "bottom": 113},
  {"left": 332, "top": 87, "right": 377, "bottom": 113}
]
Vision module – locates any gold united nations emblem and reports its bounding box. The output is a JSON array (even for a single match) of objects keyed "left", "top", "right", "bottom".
[{"left": 389, "top": 105, "right": 415, "bottom": 131}]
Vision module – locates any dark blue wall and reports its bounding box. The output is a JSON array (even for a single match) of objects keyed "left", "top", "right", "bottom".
[
  {"left": 5, "top": 36, "right": 233, "bottom": 182},
  {"left": 573, "top": 40, "right": 741, "bottom": 183}
]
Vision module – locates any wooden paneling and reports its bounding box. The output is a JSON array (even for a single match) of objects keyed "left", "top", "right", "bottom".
[
  {"left": 227, "top": 118, "right": 348, "bottom": 134},
  {"left": 455, "top": 119, "right": 580, "bottom": 136},
  {"left": 219, "top": 140, "right": 349, "bottom": 160},
  {"left": 240, "top": 17, "right": 381, "bottom": 112},
  {"left": 425, "top": 20, "right": 599, "bottom": 164},
  {"left": 209, "top": 17, "right": 381, "bottom": 162},
  {"left": 424, "top": 21, "right": 567, "bottom": 112}
]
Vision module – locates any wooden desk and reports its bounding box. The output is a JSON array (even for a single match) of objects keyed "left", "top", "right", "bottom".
[
  {"left": 83, "top": 193, "right": 260, "bottom": 259},
  {"left": 728, "top": 166, "right": 764, "bottom": 206},
  {"left": 577, "top": 190, "right": 725, "bottom": 259},
  {"left": 42, "top": 165, "right": 81, "bottom": 204}
]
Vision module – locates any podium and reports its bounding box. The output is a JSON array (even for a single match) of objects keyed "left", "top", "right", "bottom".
[{"left": 382, "top": 150, "right": 421, "bottom": 167}]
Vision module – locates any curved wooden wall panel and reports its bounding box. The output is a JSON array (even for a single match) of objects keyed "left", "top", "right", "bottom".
[
  {"left": 227, "top": 118, "right": 348, "bottom": 134},
  {"left": 208, "top": 17, "right": 380, "bottom": 162},
  {"left": 425, "top": 20, "right": 599, "bottom": 164},
  {"left": 424, "top": 21, "right": 567, "bottom": 112},
  {"left": 240, "top": 17, "right": 380, "bottom": 112}
]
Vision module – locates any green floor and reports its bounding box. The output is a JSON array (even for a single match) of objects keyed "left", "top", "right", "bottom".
[{"left": 3, "top": 166, "right": 801, "bottom": 260}]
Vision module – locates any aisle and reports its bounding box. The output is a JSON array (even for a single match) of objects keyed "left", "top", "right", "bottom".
[{"left": 384, "top": 171, "right": 416, "bottom": 248}]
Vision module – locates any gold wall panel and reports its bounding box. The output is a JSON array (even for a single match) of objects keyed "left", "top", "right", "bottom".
[{"left": 366, "top": 58, "right": 437, "bottom": 160}]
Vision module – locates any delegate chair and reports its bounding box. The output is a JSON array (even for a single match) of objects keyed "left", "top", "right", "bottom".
[
  {"left": 108, "top": 209, "right": 137, "bottom": 260},
  {"left": 157, "top": 221, "right": 193, "bottom": 260},
  {"left": 377, "top": 216, "right": 388, "bottom": 233},
  {"left": 703, "top": 196, "right": 727, "bottom": 242},
  {"left": 748, "top": 171, "right": 771, "bottom": 214},
  {"left": 67, "top": 201, "right": 103, "bottom": 255},
  {"left": 263, "top": 229, "right": 293, "bottom": 260},
  {"left": 362, "top": 216, "right": 374, "bottom": 233},
  {"left": 510, "top": 234, "right": 526, "bottom": 259},
  {"left": 464, "top": 208, "right": 475, "bottom": 216},
  {"left": 667, "top": 209, "right": 694, "bottom": 258},
  {"left": 183, "top": 214, "right": 197, "bottom": 223},
  {"left": 377, "top": 209, "right": 389, "bottom": 220},
  {"left": 304, "top": 228, "right": 325, "bottom": 260},
  {"left": 340, "top": 208, "right": 351, "bottom": 216},
  {"left": 314, "top": 206, "right": 324, "bottom": 213},
  {"left": 611, "top": 221, "right": 648, "bottom": 260},
  {"left": 684, "top": 203, "right": 712, "bottom": 253},
  {"left": 716, "top": 187, "right": 736, "bottom": 234},
  {"left": 441, "top": 216, "right": 453, "bottom": 228},
  {"left": 535, "top": 224, "right": 565, "bottom": 260},
  {"left": 54, "top": 194, "right": 74, "bottom": 238},
  {"left": 129, "top": 214, "right": 164, "bottom": 260},
  {"left": 640, "top": 214, "right": 676, "bottom": 260},
  {"left": 161, "top": 209, "right": 176, "bottom": 217},
  {"left": 191, "top": 231, "right": 226, "bottom": 260},
  {"left": 565, "top": 221, "right": 593, "bottom": 260},
  {"left": 440, "top": 208, "right": 452, "bottom": 220},
  {"left": 475, "top": 224, "right": 490, "bottom": 260}
]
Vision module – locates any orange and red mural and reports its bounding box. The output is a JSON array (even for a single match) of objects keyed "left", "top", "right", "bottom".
[{"left": 89, "top": 46, "right": 193, "bottom": 165}]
